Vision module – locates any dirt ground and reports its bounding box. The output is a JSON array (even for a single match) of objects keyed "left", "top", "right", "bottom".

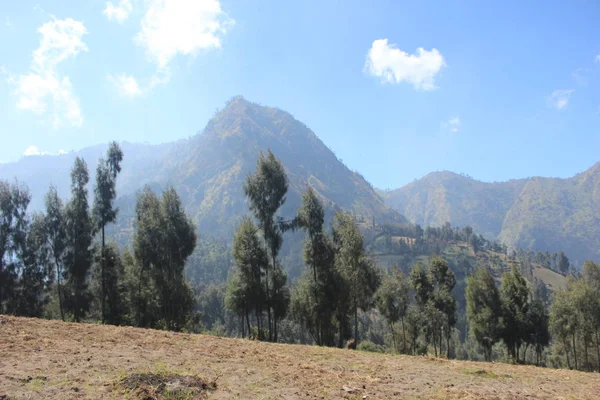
[{"left": 1, "top": 315, "right": 599, "bottom": 399}]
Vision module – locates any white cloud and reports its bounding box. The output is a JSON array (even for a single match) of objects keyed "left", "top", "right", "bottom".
[
  {"left": 448, "top": 117, "right": 460, "bottom": 133},
  {"left": 595, "top": 54, "right": 600, "bottom": 63},
  {"left": 135, "top": 0, "right": 234, "bottom": 74},
  {"left": 442, "top": 116, "right": 461, "bottom": 134},
  {"left": 548, "top": 89, "right": 574, "bottom": 110},
  {"left": 24, "top": 146, "right": 46, "bottom": 156},
  {"left": 103, "top": 0, "right": 133, "bottom": 23},
  {"left": 109, "top": 74, "right": 143, "bottom": 97},
  {"left": 5, "top": 17, "right": 11, "bottom": 28},
  {"left": 365, "top": 39, "right": 445, "bottom": 90},
  {"left": 12, "top": 18, "right": 87, "bottom": 127},
  {"left": 24, "top": 146, "right": 69, "bottom": 156},
  {"left": 572, "top": 68, "right": 589, "bottom": 86}
]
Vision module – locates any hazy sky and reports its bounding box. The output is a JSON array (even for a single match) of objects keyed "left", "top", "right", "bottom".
[{"left": 1, "top": 0, "right": 599, "bottom": 189}]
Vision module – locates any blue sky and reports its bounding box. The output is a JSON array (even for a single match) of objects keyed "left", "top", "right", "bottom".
[{"left": 1, "top": 0, "right": 599, "bottom": 189}]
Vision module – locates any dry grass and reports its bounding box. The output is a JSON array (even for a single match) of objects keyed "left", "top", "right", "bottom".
[{"left": 1, "top": 315, "right": 599, "bottom": 399}]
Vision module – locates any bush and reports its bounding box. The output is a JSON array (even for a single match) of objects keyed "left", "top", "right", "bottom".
[{"left": 357, "top": 340, "right": 386, "bottom": 353}]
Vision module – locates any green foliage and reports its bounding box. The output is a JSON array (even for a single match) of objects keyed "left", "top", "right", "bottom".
[
  {"left": 333, "top": 212, "right": 381, "bottom": 344},
  {"left": 243, "top": 149, "right": 289, "bottom": 341},
  {"left": 0, "top": 179, "right": 31, "bottom": 314},
  {"left": 92, "top": 142, "right": 123, "bottom": 324},
  {"left": 133, "top": 186, "right": 197, "bottom": 331},
  {"left": 466, "top": 267, "right": 502, "bottom": 361},
  {"left": 63, "top": 157, "right": 94, "bottom": 322},
  {"left": 375, "top": 267, "right": 410, "bottom": 352},
  {"left": 356, "top": 339, "right": 386, "bottom": 353},
  {"left": 293, "top": 186, "right": 338, "bottom": 346},
  {"left": 500, "top": 265, "right": 530, "bottom": 362}
]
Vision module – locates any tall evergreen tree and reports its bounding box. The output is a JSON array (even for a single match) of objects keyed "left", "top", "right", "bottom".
[
  {"left": 0, "top": 180, "right": 31, "bottom": 314},
  {"left": 466, "top": 267, "right": 502, "bottom": 361},
  {"left": 64, "top": 157, "right": 94, "bottom": 322},
  {"left": 244, "top": 150, "right": 289, "bottom": 341},
  {"left": 375, "top": 267, "right": 410, "bottom": 352},
  {"left": 44, "top": 186, "right": 67, "bottom": 320},
  {"left": 295, "top": 187, "right": 337, "bottom": 346},
  {"left": 92, "top": 142, "right": 123, "bottom": 324},
  {"left": 17, "top": 212, "right": 51, "bottom": 317},
  {"left": 332, "top": 212, "right": 380, "bottom": 345},
  {"left": 429, "top": 257, "right": 457, "bottom": 358},
  {"left": 500, "top": 265, "right": 530, "bottom": 362},
  {"left": 227, "top": 217, "right": 268, "bottom": 338},
  {"left": 133, "top": 186, "right": 196, "bottom": 331}
]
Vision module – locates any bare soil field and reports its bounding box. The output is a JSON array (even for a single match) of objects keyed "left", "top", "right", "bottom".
[{"left": 1, "top": 315, "right": 599, "bottom": 399}]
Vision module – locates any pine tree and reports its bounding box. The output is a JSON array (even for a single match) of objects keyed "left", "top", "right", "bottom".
[
  {"left": 44, "top": 186, "right": 67, "bottom": 321},
  {"left": 92, "top": 142, "right": 123, "bottom": 324},
  {"left": 375, "top": 267, "right": 410, "bottom": 353},
  {"left": 466, "top": 267, "right": 502, "bottom": 361},
  {"left": 133, "top": 186, "right": 196, "bottom": 331},
  {"left": 0, "top": 180, "right": 31, "bottom": 314},
  {"left": 332, "top": 212, "right": 380, "bottom": 345},
  {"left": 64, "top": 157, "right": 94, "bottom": 322},
  {"left": 500, "top": 264, "right": 530, "bottom": 362},
  {"left": 244, "top": 150, "right": 289, "bottom": 341}
]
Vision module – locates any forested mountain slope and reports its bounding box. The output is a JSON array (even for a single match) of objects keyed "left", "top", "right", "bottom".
[{"left": 383, "top": 163, "right": 600, "bottom": 264}]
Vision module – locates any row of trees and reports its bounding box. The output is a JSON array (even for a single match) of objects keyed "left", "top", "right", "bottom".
[
  {"left": 0, "top": 144, "right": 198, "bottom": 331},
  {"left": 0, "top": 144, "right": 123, "bottom": 321}
]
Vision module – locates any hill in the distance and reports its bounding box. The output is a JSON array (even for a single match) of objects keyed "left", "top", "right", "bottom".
[
  {"left": 0, "top": 96, "right": 403, "bottom": 243},
  {"left": 383, "top": 163, "right": 600, "bottom": 265}
]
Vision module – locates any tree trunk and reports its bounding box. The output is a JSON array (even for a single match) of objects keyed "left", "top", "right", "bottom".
[
  {"left": 572, "top": 332, "right": 578, "bottom": 370},
  {"left": 101, "top": 224, "right": 106, "bottom": 324},
  {"left": 401, "top": 318, "right": 407, "bottom": 354},
  {"left": 55, "top": 256, "right": 65, "bottom": 321},
  {"left": 389, "top": 322, "right": 396, "bottom": 352},
  {"left": 354, "top": 299, "right": 359, "bottom": 344},
  {"left": 584, "top": 337, "right": 589, "bottom": 372},
  {"left": 446, "top": 323, "right": 451, "bottom": 359},
  {"left": 564, "top": 338, "right": 571, "bottom": 369},
  {"left": 595, "top": 328, "right": 600, "bottom": 372}
]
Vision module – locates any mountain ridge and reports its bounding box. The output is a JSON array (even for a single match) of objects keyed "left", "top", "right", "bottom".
[{"left": 383, "top": 162, "right": 600, "bottom": 264}]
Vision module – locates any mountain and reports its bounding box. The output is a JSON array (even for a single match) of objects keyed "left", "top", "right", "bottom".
[
  {"left": 0, "top": 96, "right": 404, "bottom": 243},
  {"left": 383, "top": 164, "right": 600, "bottom": 264}
]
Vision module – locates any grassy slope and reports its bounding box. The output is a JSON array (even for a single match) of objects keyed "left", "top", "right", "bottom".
[{"left": 1, "top": 316, "right": 598, "bottom": 399}]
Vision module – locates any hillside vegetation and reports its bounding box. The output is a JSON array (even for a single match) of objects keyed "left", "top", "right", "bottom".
[
  {"left": 383, "top": 164, "right": 600, "bottom": 264},
  {"left": 1, "top": 315, "right": 599, "bottom": 399}
]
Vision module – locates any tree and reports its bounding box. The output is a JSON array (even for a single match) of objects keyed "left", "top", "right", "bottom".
[
  {"left": 244, "top": 150, "right": 289, "bottom": 341},
  {"left": 466, "top": 267, "right": 502, "bottom": 361},
  {"left": 410, "top": 262, "right": 432, "bottom": 309},
  {"left": 0, "top": 180, "right": 31, "bottom": 314},
  {"left": 227, "top": 217, "right": 268, "bottom": 339},
  {"left": 92, "top": 242, "right": 128, "bottom": 325},
  {"left": 133, "top": 186, "right": 196, "bottom": 331},
  {"left": 333, "top": 212, "right": 380, "bottom": 345},
  {"left": 582, "top": 260, "right": 600, "bottom": 371},
  {"left": 92, "top": 142, "right": 123, "bottom": 324},
  {"left": 64, "top": 157, "right": 94, "bottom": 322},
  {"left": 429, "top": 257, "right": 457, "bottom": 358},
  {"left": 550, "top": 280, "right": 580, "bottom": 369},
  {"left": 525, "top": 296, "right": 550, "bottom": 365},
  {"left": 375, "top": 267, "right": 410, "bottom": 353},
  {"left": 557, "top": 251, "right": 570, "bottom": 275},
  {"left": 296, "top": 187, "right": 337, "bottom": 346},
  {"left": 500, "top": 265, "right": 530, "bottom": 362},
  {"left": 16, "top": 212, "right": 51, "bottom": 317},
  {"left": 44, "top": 186, "right": 67, "bottom": 320}
]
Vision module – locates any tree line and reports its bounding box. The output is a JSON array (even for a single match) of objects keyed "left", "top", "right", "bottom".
[
  {"left": 0, "top": 143, "right": 197, "bottom": 331},
  {"left": 2, "top": 147, "right": 600, "bottom": 373}
]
